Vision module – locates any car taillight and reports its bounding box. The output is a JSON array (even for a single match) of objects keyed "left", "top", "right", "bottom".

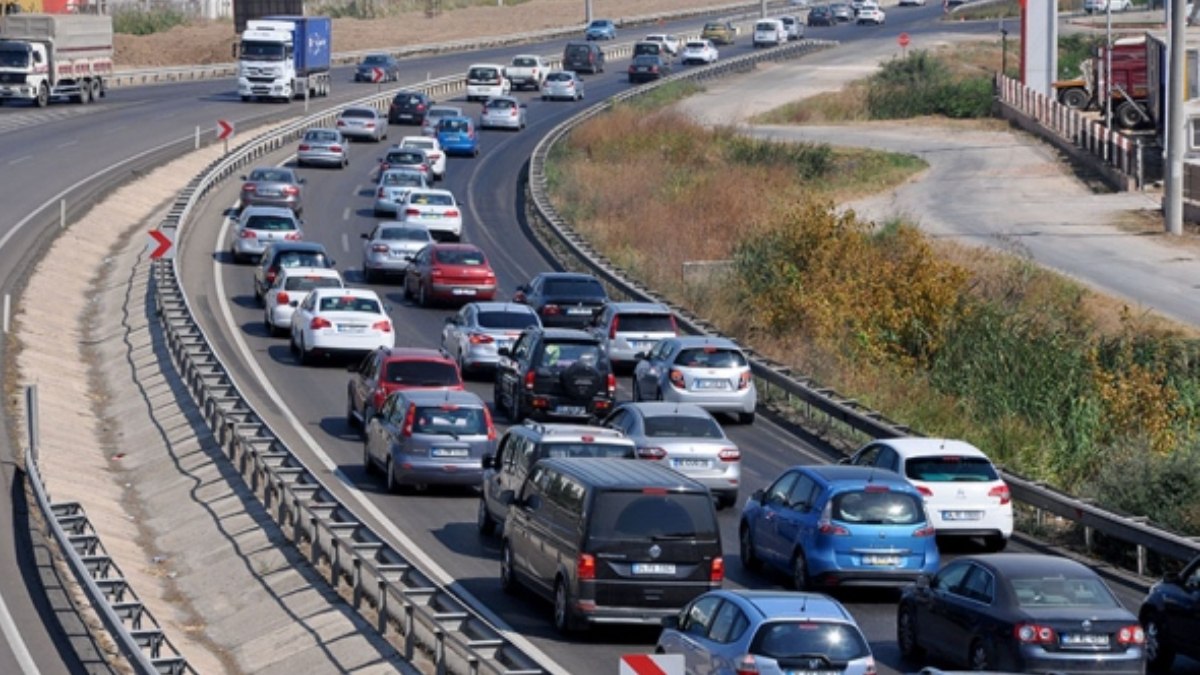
[
  {"left": 1117, "top": 625, "right": 1145, "bottom": 645},
  {"left": 416, "top": 103, "right": 426, "bottom": 111},
  {"left": 283, "top": 185, "right": 299, "bottom": 196},
  {"left": 1015, "top": 623, "right": 1057, "bottom": 644},
  {"left": 628, "top": 66, "right": 635, "bottom": 73},
  {"left": 430, "top": 267, "right": 445, "bottom": 279},
  {"left": 509, "top": 108, "right": 518, "bottom": 116},
  {"left": 371, "top": 244, "right": 390, "bottom": 253},
  {"left": 917, "top": 485, "right": 934, "bottom": 498},
  {"left": 240, "top": 229, "right": 257, "bottom": 239},
  {"left": 734, "top": 655, "right": 760, "bottom": 675},
  {"left": 241, "top": 183, "right": 255, "bottom": 193},
  {"left": 284, "top": 232, "right": 301, "bottom": 241},
  {"left": 718, "top": 448, "right": 740, "bottom": 462},
  {"left": 577, "top": 553, "right": 596, "bottom": 580},
  {"left": 609, "top": 315, "right": 619, "bottom": 339},
  {"left": 298, "top": 144, "right": 311, "bottom": 151},
  {"left": 483, "top": 405, "right": 496, "bottom": 441},
  {"left": 738, "top": 372, "right": 751, "bottom": 390},
  {"left": 913, "top": 525, "right": 936, "bottom": 537},
  {"left": 266, "top": 270, "right": 277, "bottom": 284},
  {"left": 542, "top": 304, "right": 561, "bottom": 315},
  {"left": 669, "top": 314, "right": 679, "bottom": 334},
  {"left": 445, "top": 209, "right": 460, "bottom": 218},
  {"left": 989, "top": 484, "right": 1012, "bottom": 505},
  {"left": 372, "top": 320, "right": 392, "bottom": 333},
  {"left": 310, "top": 316, "right": 331, "bottom": 329},
  {"left": 402, "top": 403, "right": 416, "bottom": 437},
  {"left": 468, "top": 333, "right": 494, "bottom": 344},
  {"left": 276, "top": 291, "right": 290, "bottom": 305},
  {"left": 429, "top": 152, "right": 442, "bottom": 160},
  {"left": 864, "top": 658, "right": 878, "bottom": 675},
  {"left": 330, "top": 145, "right": 342, "bottom": 153},
  {"left": 606, "top": 373, "right": 616, "bottom": 396},
  {"left": 336, "top": 120, "right": 346, "bottom": 127},
  {"left": 636, "top": 446, "right": 667, "bottom": 460},
  {"left": 405, "top": 208, "right": 421, "bottom": 217},
  {"left": 668, "top": 369, "right": 686, "bottom": 389},
  {"left": 818, "top": 522, "right": 849, "bottom": 535},
  {"left": 650, "top": 66, "right": 659, "bottom": 72},
  {"left": 365, "top": 122, "right": 375, "bottom": 129},
  {"left": 378, "top": 188, "right": 387, "bottom": 198},
  {"left": 710, "top": 557, "right": 724, "bottom": 582},
  {"left": 524, "top": 370, "right": 536, "bottom": 390}
]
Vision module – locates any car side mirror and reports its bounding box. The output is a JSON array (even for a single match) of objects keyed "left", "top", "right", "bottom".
[
  {"left": 634, "top": 352, "right": 647, "bottom": 361},
  {"left": 915, "top": 574, "right": 931, "bottom": 591},
  {"left": 240, "top": 175, "right": 247, "bottom": 181},
  {"left": 290, "top": 301, "right": 299, "bottom": 307},
  {"left": 661, "top": 615, "right": 680, "bottom": 630},
  {"left": 498, "top": 489, "right": 515, "bottom": 505},
  {"left": 361, "top": 233, "right": 370, "bottom": 240},
  {"left": 299, "top": 177, "right": 307, "bottom": 184},
  {"left": 497, "top": 347, "right": 511, "bottom": 357},
  {"left": 347, "top": 363, "right": 359, "bottom": 372},
  {"left": 1164, "top": 571, "right": 1182, "bottom": 584},
  {"left": 444, "top": 316, "right": 455, "bottom": 324},
  {"left": 751, "top": 488, "right": 764, "bottom": 503},
  {"left": 405, "top": 255, "right": 415, "bottom": 261},
  {"left": 838, "top": 456, "right": 852, "bottom": 465}
]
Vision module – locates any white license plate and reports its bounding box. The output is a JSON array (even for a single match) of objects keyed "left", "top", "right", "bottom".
[
  {"left": 337, "top": 325, "right": 366, "bottom": 333},
  {"left": 631, "top": 563, "right": 676, "bottom": 575},
  {"left": 862, "top": 555, "right": 900, "bottom": 566},
  {"left": 497, "top": 340, "right": 513, "bottom": 350},
  {"left": 431, "top": 448, "right": 469, "bottom": 458},
  {"left": 452, "top": 288, "right": 477, "bottom": 296},
  {"left": 555, "top": 405, "right": 586, "bottom": 416},
  {"left": 674, "top": 459, "right": 711, "bottom": 470},
  {"left": 694, "top": 379, "right": 729, "bottom": 390},
  {"left": 942, "top": 511, "right": 983, "bottom": 521},
  {"left": 1062, "top": 633, "right": 1110, "bottom": 646},
  {"left": 566, "top": 307, "right": 592, "bottom": 315},
  {"left": 786, "top": 671, "right": 840, "bottom": 675}
]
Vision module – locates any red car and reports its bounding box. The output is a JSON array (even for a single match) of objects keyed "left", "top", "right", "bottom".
[
  {"left": 403, "top": 243, "right": 497, "bottom": 307},
  {"left": 346, "top": 347, "right": 464, "bottom": 429}
]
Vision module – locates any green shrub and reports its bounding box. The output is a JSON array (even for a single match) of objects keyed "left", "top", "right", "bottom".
[
  {"left": 865, "top": 51, "right": 994, "bottom": 119},
  {"left": 722, "top": 136, "right": 833, "bottom": 179},
  {"left": 112, "top": 6, "right": 190, "bottom": 36},
  {"left": 1058, "top": 33, "right": 1103, "bottom": 80},
  {"left": 1086, "top": 440, "right": 1200, "bottom": 536}
]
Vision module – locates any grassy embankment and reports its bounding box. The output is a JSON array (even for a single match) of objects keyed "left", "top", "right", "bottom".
[{"left": 545, "top": 42, "right": 1200, "bottom": 563}]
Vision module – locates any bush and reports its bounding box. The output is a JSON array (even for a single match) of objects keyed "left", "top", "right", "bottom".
[
  {"left": 112, "top": 6, "right": 190, "bottom": 36},
  {"left": 1086, "top": 440, "right": 1200, "bottom": 536},
  {"left": 866, "top": 51, "right": 994, "bottom": 119}
]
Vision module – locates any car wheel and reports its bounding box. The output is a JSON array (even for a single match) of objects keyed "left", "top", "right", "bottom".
[
  {"left": 418, "top": 282, "right": 431, "bottom": 308},
  {"left": 363, "top": 267, "right": 377, "bottom": 284},
  {"left": 553, "top": 578, "right": 577, "bottom": 634},
  {"left": 716, "top": 492, "right": 737, "bottom": 510},
  {"left": 499, "top": 541, "right": 518, "bottom": 594},
  {"left": 738, "top": 411, "right": 756, "bottom": 425},
  {"left": 297, "top": 335, "right": 310, "bottom": 365},
  {"left": 1059, "top": 87, "right": 1090, "bottom": 110},
  {"left": 362, "top": 441, "right": 376, "bottom": 475},
  {"left": 739, "top": 525, "right": 761, "bottom": 571},
  {"left": 897, "top": 606, "right": 925, "bottom": 660},
  {"left": 347, "top": 394, "right": 360, "bottom": 429},
  {"left": 968, "top": 639, "right": 993, "bottom": 671},
  {"left": 508, "top": 385, "right": 525, "bottom": 423},
  {"left": 476, "top": 498, "right": 495, "bottom": 536},
  {"left": 632, "top": 379, "right": 642, "bottom": 402},
  {"left": 385, "top": 458, "right": 402, "bottom": 494},
  {"left": 402, "top": 276, "right": 414, "bottom": 300},
  {"left": 1144, "top": 613, "right": 1176, "bottom": 671},
  {"left": 982, "top": 534, "right": 1007, "bottom": 552},
  {"left": 542, "top": 95, "right": 548, "bottom": 101},
  {"left": 790, "top": 551, "right": 810, "bottom": 590}
]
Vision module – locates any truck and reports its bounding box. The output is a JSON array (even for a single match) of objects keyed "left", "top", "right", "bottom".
[
  {"left": 1053, "top": 36, "right": 1149, "bottom": 129},
  {"left": 235, "top": 15, "right": 331, "bottom": 103},
  {"left": 506, "top": 54, "right": 547, "bottom": 91},
  {"left": 0, "top": 13, "right": 112, "bottom": 108},
  {"left": 233, "top": 0, "right": 303, "bottom": 33}
]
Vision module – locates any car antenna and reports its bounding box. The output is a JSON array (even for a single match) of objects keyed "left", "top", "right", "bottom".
[{"left": 800, "top": 594, "right": 808, "bottom": 613}]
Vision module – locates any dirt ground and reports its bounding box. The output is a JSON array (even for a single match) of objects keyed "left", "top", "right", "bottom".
[{"left": 115, "top": 0, "right": 735, "bottom": 67}]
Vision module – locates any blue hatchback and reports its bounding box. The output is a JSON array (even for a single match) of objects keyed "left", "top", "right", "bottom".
[
  {"left": 435, "top": 116, "right": 479, "bottom": 157},
  {"left": 739, "top": 465, "right": 939, "bottom": 590},
  {"left": 585, "top": 18, "right": 617, "bottom": 40}
]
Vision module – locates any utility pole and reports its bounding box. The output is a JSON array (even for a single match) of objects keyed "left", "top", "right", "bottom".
[
  {"left": 1165, "top": 0, "right": 1186, "bottom": 235},
  {"left": 1104, "top": 0, "right": 1113, "bottom": 132},
  {"left": 761, "top": 0, "right": 767, "bottom": 18},
  {"left": 585, "top": 0, "right": 592, "bottom": 25}
]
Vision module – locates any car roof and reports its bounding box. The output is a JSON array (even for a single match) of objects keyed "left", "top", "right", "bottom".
[
  {"left": 726, "top": 590, "right": 856, "bottom": 622},
  {"left": 240, "top": 205, "right": 296, "bottom": 218},
  {"left": 538, "top": 327, "right": 599, "bottom": 341},
  {"left": 469, "top": 301, "right": 537, "bottom": 313},
  {"left": 310, "top": 287, "right": 380, "bottom": 299},
  {"left": 517, "top": 421, "right": 632, "bottom": 442},
  {"left": 964, "top": 553, "right": 1102, "bottom": 578},
  {"left": 617, "top": 401, "right": 714, "bottom": 419},
  {"left": 672, "top": 335, "right": 741, "bottom": 350},
  {"left": 797, "top": 464, "right": 915, "bottom": 489},
  {"left": 534, "top": 272, "right": 600, "bottom": 282},
  {"left": 394, "top": 389, "right": 484, "bottom": 406},
  {"left": 379, "top": 347, "right": 454, "bottom": 362},
  {"left": 263, "top": 241, "right": 327, "bottom": 254},
  {"left": 872, "top": 437, "right": 991, "bottom": 461},
  {"left": 536, "top": 457, "right": 709, "bottom": 491},
  {"left": 608, "top": 301, "right": 671, "bottom": 315},
  {"left": 278, "top": 266, "right": 339, "bottom": 278}
]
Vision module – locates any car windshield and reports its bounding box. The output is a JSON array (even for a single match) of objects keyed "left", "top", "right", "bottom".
[
  {"left": 384, "top": 361, "right": 460, "bottom": 386},
  {"left": 378, "top": 227, "right": 430, "bottom": 242},
  {"left": 0, "top": 47, "right": 30, "bottom": 68},
  {"left": 543, "top": 277, "right": 606, "bottom": 297},
  {"left": 249, "top": 169, "right": 294, "bottom": 183},
  {"left": 832, "top": 489, "right": 923, "bottom": 525},
  {"left": 674, "top": 347, "right": 746, "bottom": 368},
  {"left": 542, "top": 342, "right": 602, "bottom": 367},
  {"left": 341, "top": 108, "right": 375, "bottom": 119},
  {"left": 906, "top": 456, "right": 999, "bottom": 482},
  {"left": 240, "top": 40, "right": 285, "bottom": 61},
  {"left": 284, "top": 275, "right": 341, "bottom": 291},
  {"left": 542, "top": 442, "right": 633, "bottom": 459},
  {"left": 276, "top": 251, "right": 328, "bottom": 268},
  {"left": 1011, "top": 576, "right": 1120, "bottom": 608},
  {"left": 412, "top": 405, "right": 487, "bottom": 435},
  {"left": 643, "top": 415, "right": 723, "bottom": 439},
  {"left": 750, "top": 621, "right": 870, "bottom": 661},
  {"left": 616, "top": 313, "right": 674, "bottom": 332},
  {"left": 382, "top": 172, "right": 424, "bottom": 187},
  {"left": 317, "top": 296, "right": 381, "bottom": 313},
  {"left": 435, "top": 248, "right": 487, "bottom": 265},
  {"left": 244, "top": 216, "right": 297, "bottom": 231},
  {"left": 409, "top": 193, "right": 454, "bottom": 207},
  {"left": 588, "top": 492, "right": 719, "bottom": 540},
  {"left": 477, "top": 311, "right": 539, "bottom": 329},
  {"left": 304, "top": 130, "right": 339, "bottom": 142}
]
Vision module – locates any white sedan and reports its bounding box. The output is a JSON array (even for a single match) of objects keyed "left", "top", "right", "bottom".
[
  {"left": 397, "top": 136, "right": 447, "bottom": 180},
  {"left": 681, "top": 39, "right": 719, "bottom": 65},
  {"left": 289, "top": 288, "right": 394, "bottom": 365},
  {"left": 643, "top": 33, "right": 681, "bottom": 56},
  {"left": 856, "top": 2, "right": 886, "bottom": 24},
  {"left": 399, "top": 188, "right": 462, "bottom": 241},
  {"left": 264, "top": 266, "right": 344, "bottom": 337}
]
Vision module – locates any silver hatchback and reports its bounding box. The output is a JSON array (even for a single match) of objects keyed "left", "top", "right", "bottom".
[
  {"left": 296, "top": 128, "right": 349, "bottom": 168},
  {"left": 440, "top": 301, "right": 542, "bottom": 375},
  {"left": 632, "top": 336, "right": 757, "bottom": 424},
  {"left": 589, "top": 301, "right": 678, "bottom": 369},
  {"left": 363, "top": 389, "right": 497, "bottom": 491},
  {"left": 542, "top": 70, "right": 585, "bottom": 101},
  {"left": 479, "top": 96, "right": 527, "bottom": 130},
  {"left": 601, "top": 402, "right": 741, "bottom": 508},
  {"left": 337, "top": 106, "right": 388, "bottom": 142},
  {"left": 240, "top": 166, "right": 305, "bottom": 213},
  {"left": 373, "top": 168, "right": 429, "bottom": 217},
  {"left": 360, "top": 221, "right": 433, "bottom": 283},
  {"left": 229, "top": 206, "right": 302, "bottom": 263}
]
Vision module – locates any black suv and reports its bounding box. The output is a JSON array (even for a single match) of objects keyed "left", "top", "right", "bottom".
[
  {"left": 498, "top": 457, "right": 724, "bottom": 633},
  {"left": 563, "top": 42, "right": 605, "bottom": 74},
  {"left": 387, "top": 90, "right": 435, "bottom": 125},
  {"left": 513, "top": 272, "right": 608, "bottom": 329},
  {"left": 494, "top": 327, "right": 615, "bottom": 423},
  {"left": 253, "top": 241, "right": 335, "bottom": 303}
]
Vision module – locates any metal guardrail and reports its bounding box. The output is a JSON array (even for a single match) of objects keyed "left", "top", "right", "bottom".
[
  {"left": 525, "top": 40, "right": 1200, "bottom": 578},
  {"left": 24, "top": 447, "right": 194, "bottom": 675}
]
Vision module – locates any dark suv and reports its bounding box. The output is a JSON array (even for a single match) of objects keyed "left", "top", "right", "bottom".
[
  {"left": 513, "top": 272, "right": 608, "bottom": 329},
  {"left": 499, "top": 458, "right": 724, "bottom": 633},
  {"left": 388, "top": 90, "right": 435, "bottom": 125},
  {"left": 563, "top": 42, "right": 605, "bottom": 74},
  {"left": 494, "top": 327, "right": 615, "bottom": 423},
  {"left": 253, "top": 241, "right": 335, "bottom": 303}
]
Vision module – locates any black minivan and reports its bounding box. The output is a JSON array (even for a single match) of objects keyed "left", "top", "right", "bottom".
[
  {"left": 499, "top": 458, "right": 723, "bottom": 633},
  {"left": 563, "top": 42, "right": 605, "bottom": 75}
]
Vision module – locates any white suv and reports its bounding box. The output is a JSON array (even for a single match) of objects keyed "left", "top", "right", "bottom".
[
  {"left": 752, "top": 19, "right": 786, "bottom": 47},
  {"left": 844, "top": 437, "right": 1013, "bottom": 551},
  {"left": 465, "top": 63, "right": 511, "bottom": 102}
]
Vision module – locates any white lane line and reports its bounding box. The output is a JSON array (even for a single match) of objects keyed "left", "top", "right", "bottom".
[
  {"left": 7, "top": 156, "right": 31, "bottom": 165},
  {"left": 341, "top": 233, "right": 350, "bottom": 253},
  {"left": 0, "top": 580, "right": 41, "bottom": 674},
  {"left": 56, "top": 140, "right": 78, "bottom": 149},
  {"left": 212, "top": 211, "right": 570, "bottom": 675},
  {"left": 342, "top": 206, "right": 351, "bottom": 221}
]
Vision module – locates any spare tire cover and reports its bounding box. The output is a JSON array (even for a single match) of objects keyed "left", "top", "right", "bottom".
[{"left": 560, "top": 360, "right": 603, "bottom": 400}]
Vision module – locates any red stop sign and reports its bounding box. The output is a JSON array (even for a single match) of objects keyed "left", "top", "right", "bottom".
[{"left": 898, "top": 32, "right": 911, "bottom": 48}]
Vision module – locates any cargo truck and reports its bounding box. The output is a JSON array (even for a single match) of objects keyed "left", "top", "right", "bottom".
[
  {"left": 1053, "top": 36, "right": 1149, "bottom": 129},
  {"left": 233, "top": 0, "right": 303, "bottom": 33},
  {"left": 235, "top": 15, "right": 331, "bottom": 103},
  {"left": 0, "top": 13, "right": 112, "bottom": 108}
]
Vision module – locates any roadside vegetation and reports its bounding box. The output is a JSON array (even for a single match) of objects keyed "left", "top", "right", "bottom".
[
  {"left": 545, "top": 47, "right": 1200, "bottom": 541},
  {"left": 952, "top": 0, "right": 1088, "bottom": 20},
  {"left": 112, "top": 5, "right": 191, "bottom": 35}
]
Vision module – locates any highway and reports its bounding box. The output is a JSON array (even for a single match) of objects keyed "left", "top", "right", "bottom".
[{"left": 2, "top": 5, "right": 1180, "bottom": 674}]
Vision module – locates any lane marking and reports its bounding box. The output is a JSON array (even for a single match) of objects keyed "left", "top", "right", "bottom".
[
  {"left": 342, "top": 206, "right": 351, "bottom": 221},
  {"left": 341, "top": 232, "right": 350, "bottom": 253},
  {"left": 55, "top": 140, "right": 77, "bottom": 149},
  {"left": 7, "top": 156, "right": 31, "bottom": 165},
  {"left": 0, "top": 587, "right": 40, "bottom": 675}
]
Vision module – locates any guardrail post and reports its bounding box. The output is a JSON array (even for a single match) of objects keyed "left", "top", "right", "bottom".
[
  {"left": 1138, "top": 544, "right": 1147, "bottom": 576},
  {"left": 1136, "top": 139, "right": 1144, "bottom": 189},
  {"left": 435, "top": 628, "right": 446, "bottom": 675},
  {"left": 377, "top": 579, "right": 389, "bottom": 636},
  {"left": 403, "top": 594, "right": 416, "bottom": 661}
]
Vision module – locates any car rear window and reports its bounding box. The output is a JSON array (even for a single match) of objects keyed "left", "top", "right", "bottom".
[
  {"left": 435, "top": 248, "right": 487, "bottom": 266},
  {"left": 703, "top": 22, "right": 721, "bottom": 30},
  {"left": 410, "top": 193, "right": 454, "bottom": 206},
  {"left": 541, "top": 442, "right": 633, "bottom": 459},
  {"left": 384, "top": 360, "right": 461, "bottom": 386},
  {"left": 750, "top": 621, "right": 870, "bottom": 662},
  {"left": 513, "top": 57, "right": 537, "bottom": 67},
  {"left": 478, "top": 311, "right": 539, "bottom": 329},
  {"left": 304, "top": 130, "right": 338, "bottom": 142},
  {"left": 589, "top": 491, "right": 718, "bottom": 540},
  {"left": 276, "top": 251, "right": 329, "bottom": 268},
  {"left": 245, "top": 216, "right": 297, "bottom": 231},
  {"left": 906, "top": 456, "right": 998, "bottom": 482},
  {"left": 643, "top": 415, "right": 723, "bottom": 439},
  {"left": 468, "top": 67, "right": 500, "bottom": 81},
  {"left": 685, "top": 42, "right": 707, "bottom": 49},
  {"left": 674, "top": 347, "right": 746, "bottom": 368},
  {"left": 386, "top": 151, "right": 425, "bottom": 164},
  {"left": 616, "top": 313, "right": 674, "bottom": 333},
  {"left": 543, "top": 277, "right": 606, "bottom": 297},
  {"left": 832, "top": 489, "right": 923, "bottom": 525},
  {"left": 1011, "top": 576, "right": 1120, "bottom": 608},
  {"left": 382, "top": 172, "right": 424, "bottom": 187},
  {"left": 756, "top": 21, "right": 777, "bottom": 30},
  {"left": 541, "top": 341, "right": 602, "bottom": 367},
  {"left": 412, "top": 405, "right": 486, "bottom": 435},
  {"left": 486, "top": 99, "right": 516, "bottom": 110},
  {"left": 565, "top": 45, "right": 591, "bottom": 57},
  {"left": 318, "top": 296, "right": 380, "bottom": 313},
  {"left": 546, "top": 72, "right": 571, "bottom": 82},
  {"left": 284, "top": 275, "right": 341, "bottom": 291},
  {"left": 342, "top": 108, "right": 375, "bottom": 119},
  {"left": 379, "top": 227, "right": 429, "bottom": 242},
  {"left": 438, "top": 119, "right": 470, "bottom": 133},
  {"left": 249, "top": 169, "right": 293, "bottom": 182},
  {"left": 403, "top": 138, "right": 437, "bottom": 150}
]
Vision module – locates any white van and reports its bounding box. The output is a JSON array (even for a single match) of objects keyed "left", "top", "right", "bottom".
[
  {"left": 465, "top": 63, "right": 511, "bottom": 102},
  {"left": 752, "top": 19, "right": 785, "bottom": 48}
]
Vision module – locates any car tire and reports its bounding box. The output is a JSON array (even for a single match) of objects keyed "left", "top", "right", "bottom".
[
  {"left": 790, "top": 551, "right": 810, "bottom": 590},
  {"left": 402, "top": 276, "right": 414, "bottom": 300},
  {"left": 739, "top": 525, "right": 761, "bottom": 572},
  {"left": 363, "top": 267, "right": 377, "bottom": 285},
  {"left": 1116, "top": 101, "right": 1143, "bottom": 129},
  {"left": 347, "top": 394, "right": 360, "bottom": 429},
  {"left": 542, "top": 95, "right": 548, "bottom": 101},
  {"left": 968, "top": 639, "right": 993, "bottom": 671},
  {"left": 297, "top": 335, "right": 312, "bottom": 365},
  {"left": 476, "top": 498, "right": 496, "bottom": 536},
  {"left": 362, "top": 441, "right": 376, "bottom": 475},
  {"left": 897, "top": 606, "right": 925, "bottom": 660},
  {"left": 553, "top": 578, "right": 578, "bottom": 634},
  {"left": 385, "top": 458, "right": 402, "bottom": 494},
  {"left": 1144, "top": 613, "right": 1176, "bottom": 671},
  {"left": 716, "top": 492, "right": 737, "bottom": 510},
  {"left": 982, "top": 534, "right": 1007, "bottom": 552},
  {"left": 632, "top": 379, "right": 642, "bottom": 402},
  {"left": 500, "top": 541, "right": 519, "bottom": 594},
  {"left": 418, "top": 282, "right": 431, "bottom": 308},
  {"left": 508, "top": 386, "right": 525, "bottom": 424},
  {"left": 738, "top": 411, "right": 756, "bottom": 425},
  {"left": 1059, "top": 87, "right": 1090, "bottom": 110}
]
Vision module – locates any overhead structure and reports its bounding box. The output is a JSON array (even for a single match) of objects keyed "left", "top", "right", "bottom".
[{"left": 1020, "top": 0, "right": 1058, "bottom": 96}]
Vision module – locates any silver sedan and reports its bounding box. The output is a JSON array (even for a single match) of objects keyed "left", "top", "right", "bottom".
[
  {"left": 542, "top": 70, "right": 585, "bottom": 101},
  {"left": 373, "top": 168, "right": 428, "bottom": 217},
  {"left": 336, "top": 106, "right": 388, "bottom": 142},
  {"left": 240, "top": 166, "right": 304, "bottom": 213},
  {"left": 600, "top": 401, "right": 742, "bottom": 509},
  {"left": 631, "top": 336, "right": 757, "bottom": 424},
  {"left": 296, "top": 128, "right": 349, "bottom": 168},
  {"left": 479, "top": 96, "right": 527, "bottom": 131},
  {"left": 440, "top": 302, "right": 541, "bottom": 376},
  {"left": 360, "top": 221, "right": 434, "bottom": 283}
]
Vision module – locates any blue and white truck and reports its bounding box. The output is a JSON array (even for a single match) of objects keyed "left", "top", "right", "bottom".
[{"left": 236, "top": 15, "right": 331, "bottom": 103}]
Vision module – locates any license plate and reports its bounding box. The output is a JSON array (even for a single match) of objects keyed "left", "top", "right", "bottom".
[
  {"left": 431, "top": 448, "right": 469, "bottom": 458},
  {"left": 555, "top": 405, "right": 586, "bottom": 416},
  {"left": 785, "top": 671, "right": 840, "bottom": 675},
  {"left": 631, "top": 563, "right": 676, "bottom": 575},
  {"left": 694, "top": 379, "right": 729, "bottom": 390},
  {"left": 337, "top": 325, "right": 365, "bottom": 333},
  {"left": 566, "top": 307, "right": 592, "bottom": 315},
  {"left": 862, "top": 555, "right": 900, "bottom": 566},
  {"left": 259, "top": 189, "right": 280, "bottom": 196},
  {"left": 497, "top": 340, "right": 513, "bottom": 350},
  {"left": 674, "top": 459, "right": 711, "bottom": 469},
  {"left": 942, "top": 511, "right": 983, "bottom": 521},
  {"left": 444, "top": 134, "right": 462, "bottom": 141},
  {"left": 1062, "top": 633, "right": 1110, "bottom": 646},
  {"left": 452, "top": 288, "right": 476, "bottom": 296}
]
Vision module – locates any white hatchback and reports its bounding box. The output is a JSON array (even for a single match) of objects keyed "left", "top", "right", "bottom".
[
  {"left": 397, "top": 136, "right": 447, "bottom": 180},
  {"left": 399, "top": 188, "right": 462, "bottom": 241},
  {"left": 264, "top": 267, "right": 344, "bottom": 337},
  {"left": 845, "top": 437, "right": 1013, "bottom": 551},
  {"left": 752, "top": 19, "right": 786, "bottom": 47},
  {"left": 289, "top": 288, "right": 395, "bottom": 365},
  {"left": 681, "top": 39, "right": 719, "bottom": 65}
]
